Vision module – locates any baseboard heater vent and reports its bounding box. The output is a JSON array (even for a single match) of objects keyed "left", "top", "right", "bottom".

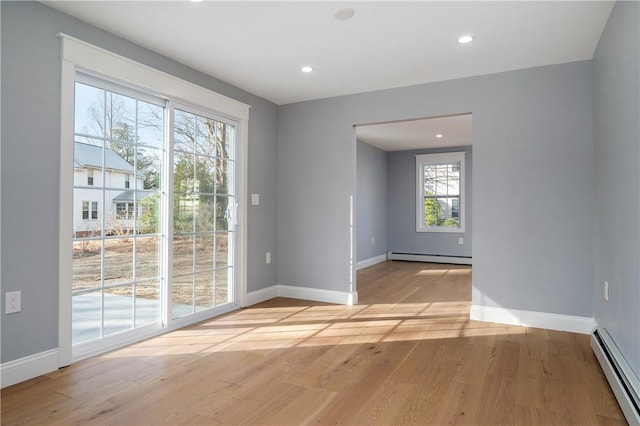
[
  {"left": 387, "top": 252, "right": 472, "bottom": 265},
  {"left": 591, "top": 327, "right": 640, "bottom": 425}
]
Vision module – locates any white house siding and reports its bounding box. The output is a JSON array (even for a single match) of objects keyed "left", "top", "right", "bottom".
[{"left": 73, "top": 168, "right": 144, "bottom": 236}]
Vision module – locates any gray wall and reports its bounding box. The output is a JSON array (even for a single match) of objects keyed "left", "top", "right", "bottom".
[
  {"left": 593, "top": 1, "right": 640, "bottom": 376},
  {"left": 0, "top": 1, "right": 278, "bottom": 363},
  {"left": 279, "top": 60, "right": 594, "bottom": 317},
  {"left": 387, "top": 146, "right": 472, "bottom": 257},
  {"left": 356, "top": 141, "right": 387, "bottom": 262}
]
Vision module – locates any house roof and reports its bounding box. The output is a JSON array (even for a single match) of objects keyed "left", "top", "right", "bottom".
[
  {"left": 112, "top": 191, "right": 135, "bottom": 202},
  {"left": 74, "top": 142, "right": 134, "bottom": 173},
  {"left": 113, "top": 190, "right": 157, "bottom": 202}
]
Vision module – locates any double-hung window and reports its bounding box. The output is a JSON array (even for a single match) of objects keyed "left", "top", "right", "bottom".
[
  {"left": 416, "top": 152, "right": 465, "bottom": 233},
  {"left": 81, "top": 201, "right": 99, "bottom": 221}
]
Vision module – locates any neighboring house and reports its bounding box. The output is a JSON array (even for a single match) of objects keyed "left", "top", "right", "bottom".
[{"left": 73, "top": 141, "right": 144, "bottom": 237}]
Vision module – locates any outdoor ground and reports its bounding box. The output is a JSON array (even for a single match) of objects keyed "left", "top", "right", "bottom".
[{"left": 72, "top": 236, "right": 230, "bottom": 306}]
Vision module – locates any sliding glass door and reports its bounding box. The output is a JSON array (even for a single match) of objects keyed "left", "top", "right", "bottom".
[{"left": 71, "top": 76, "right": 239, "bottom": 357}]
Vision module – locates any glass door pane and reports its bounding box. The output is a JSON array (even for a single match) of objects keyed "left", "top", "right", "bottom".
[
  {"left": 172, "top": 108, "right": 235, "bottom": 318},
  {"left": 72, "top": 80, "right": 164, "bottom": 345}
]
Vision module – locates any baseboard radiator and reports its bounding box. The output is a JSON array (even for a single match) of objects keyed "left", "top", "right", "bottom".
[
  {"left": 591, "top": 328, "right": 640, "bottom": 425},
  {"left": 387, "top": 252, "right": 472, "bottom": 265}
]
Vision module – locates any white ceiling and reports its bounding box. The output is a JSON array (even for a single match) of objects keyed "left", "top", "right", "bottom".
[
  {"left": 44, "top": 1, "right": 614, "bottom": 107},
  {"left": 356, "top": 114, "right": 472, "bottom": 151}
]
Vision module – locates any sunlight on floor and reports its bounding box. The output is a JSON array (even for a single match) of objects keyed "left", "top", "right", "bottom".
[
  {"left": 98, "top": 263, "right": 495, "bottom": 358},
  {"left": 102, "top": 299, "right": 524, "bottom": 358}
]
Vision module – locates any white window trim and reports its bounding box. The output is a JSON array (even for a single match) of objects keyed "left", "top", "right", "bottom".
[
  {"left": 58, "top": 33, "right": 250, "bottom": 367},
  {"left": 415, "top": 151, "right": 465, "bottom": 233}
]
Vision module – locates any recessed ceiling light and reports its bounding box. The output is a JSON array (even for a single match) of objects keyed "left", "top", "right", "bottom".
[
  {"left": 334, "top": 8, "right": 355, "bottom": 20},
  {"left": 436, "top": 134, "right": 444, "bottom": 138},
  {"left": 301, "top": 66, "right": 313, "bottom": 73},
  {"left": 458, "top": 35, "right": 474, "bottom": 44},
  {"left": 189, "top": 0, "right": 203, "bottom": 3}
]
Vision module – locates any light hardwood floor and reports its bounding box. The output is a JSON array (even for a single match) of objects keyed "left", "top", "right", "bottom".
[{"left": 1, "top": 261, "right": 626, "bottom": 425}]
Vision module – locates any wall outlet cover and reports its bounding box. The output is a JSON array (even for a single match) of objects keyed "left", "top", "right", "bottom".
[{"left": 5, "top": 291, "right": 21, "bottom": 314}]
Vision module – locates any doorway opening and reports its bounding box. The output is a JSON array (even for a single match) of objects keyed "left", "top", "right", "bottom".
[{"left": 354, "top": 113, "right": 473, "bottom": 300}]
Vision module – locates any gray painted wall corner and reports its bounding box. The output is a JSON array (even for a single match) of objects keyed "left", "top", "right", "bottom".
[{"left": 356, "top": 141, "right": 388, "bottom": 262}]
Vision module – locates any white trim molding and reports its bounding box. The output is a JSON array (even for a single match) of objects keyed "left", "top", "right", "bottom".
[
  {"left": 58, "top": 34, "right": 250, "bottom": 118},
  {"left": 245, "top": 286, "right": 279, "bottom": 306},
  {"left": 470, "top": 305, "right": 597, "bottom": 335},
  {"left": 1, "top": 349, "right": 59, "bottom": 389},
  {"left": 246, "top": 285, "right": 358, "bottom": 306},
  {"left": 356, "top": 254, "right": 388, "bottom": 270},
  {"left": 278, "top": 285, "right": 358, "bottom": 305},
  {"left": 388, "top": 252, "right": 472, "bottom": 265}
]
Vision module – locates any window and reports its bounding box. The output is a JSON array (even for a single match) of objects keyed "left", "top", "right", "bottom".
[
  {"left": 124, "top": 174, "right": 130, "bottom": 189},
  {"left": 81, "top": 201, "right": 98, "bottom": 220},
  {"left": 115, "top": 202, "right": 134, "bottom": 219},
  {"left": 87, "top": 169, "right": 94, "bottom": 186},
  {"left": 416, "top": 152, "right": 465, "bottom": 233}
]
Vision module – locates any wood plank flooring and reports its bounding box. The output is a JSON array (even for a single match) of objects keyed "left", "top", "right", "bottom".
[{"left": 1, "top": 261, "right": 626, "bottom": 425}]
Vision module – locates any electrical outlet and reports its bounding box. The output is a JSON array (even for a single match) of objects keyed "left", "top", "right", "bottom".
[
  {"left": 5, "top": 291, "right": 21, "bottom": 314},
  {"left": 371, "top": 236, "right": 375, "bottom": 245},
  {"left": 251, "top": 194, "right": 260, "bottom": 206},
  {"left": 266, "top": 252, "right": 271, "bottom": 264},
  {"left": 458, "top": 237, "right": 464, "bottom": 245},
  {"left": 604, "top": 281, "right": 609, "bottom": 301}
]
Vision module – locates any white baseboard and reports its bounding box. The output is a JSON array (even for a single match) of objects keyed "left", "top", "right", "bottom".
[
  {"left": 356, "top": 254, "right": 388, "bottom": 270},
  {"left": 278, "top": 285, "right": 358, "bottom": 305},
  {"left": 1, "top": 349, "right": 59, "bottom": 389},
  {"left": 246, "top": 285, "right": 358, "bottom": 306},
  {"left": 388, "top": 252, "right": 472, "bottom": 265},
  {"left": 245, "top": 285, "right": 278, "bottom": 306},
  {"left": 470, "top": 305, "right": 597, "bottom": 334}
]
